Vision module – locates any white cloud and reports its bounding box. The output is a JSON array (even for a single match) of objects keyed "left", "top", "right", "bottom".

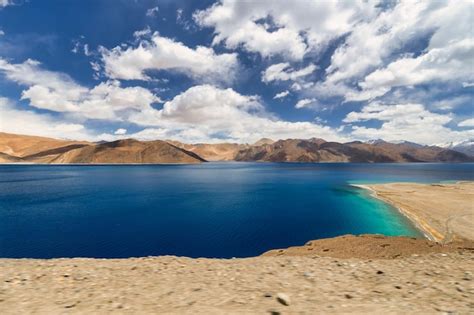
[
  {"left": 311, "top": 0, "right": 474, "bottom": 102},
  {"left": 459, "top": 118, "right": 474, "bottom": 128},
  {"left": 0, "top": 30, "right": 4, "bottom": 36},
  {"left": 273, "top": 90, "right": 289, "bottom": 99},
  {"left": 194, "top": 0, "right": 376, "bottom": 60},
  {"left": 295, "top": 98, "right": 316, "bottom": 109},
  {"left": 348, "top": 38, "right": 474, "bottom": 101},
  {"left": 83, "top": 44, "right": 91, "bottom": 56},
  {"left": 0, "top": 0, "right": 11, "bottom": 8},
  {"left": 100, "top": 32, "right": 239, "bottom": 83},
  {"left": 262, "top": 63, "right": 316, "bottom": 83},
  {"left": 0, "top": 58, "right": 161, "bottom": 120},
  {"left": 127, "top": 85, "right": 345, "bottom": 143},
  {"left": 344, "top": 102, "right": 474, "bottom": 144},
  {"left": 431, "top": 95, "right": 472, "bottom": 111},
  {"left": 0, "top": 97, "right": 95, "bottom": 140},
  {"left": 0, "top": 57, "right": 345, "bottom": 143},
  {"left": 133, "top": 27, "right": 152, "bottom": 38},
  {"left": 146, "top": 6, "right": 159, "bottom": 17},
  {"left": 325, "top": 1, "right": 435, "bottom": 85},
  {"left": 114, "top": 128, "right": 127, "bottom": 135}
]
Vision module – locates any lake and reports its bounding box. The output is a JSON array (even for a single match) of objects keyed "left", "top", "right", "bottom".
[{"left": 0, "top": 163, "right": 472, "bottom": 258}]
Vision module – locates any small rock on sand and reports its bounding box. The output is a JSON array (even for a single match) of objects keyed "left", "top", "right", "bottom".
[{"left": 276, "top": 293, "right": 290, "bottom": 306}]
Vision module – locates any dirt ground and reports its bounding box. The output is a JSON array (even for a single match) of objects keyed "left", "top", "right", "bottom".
[{"left": 0, "top": 241, "right": 472, "bottom": 314}]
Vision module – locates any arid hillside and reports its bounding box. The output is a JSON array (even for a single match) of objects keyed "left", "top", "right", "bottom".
[
  {"left": 0, "top": 132, "right": 471, "bottom": 164},
  {"left": 0, "top": 133, "right": 205, "bottom": 164},
  {"left": 234, "top": 139, "right": 473, "bottom": 163}
]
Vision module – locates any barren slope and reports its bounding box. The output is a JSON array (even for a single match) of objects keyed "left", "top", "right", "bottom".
[
  {"left": 235, "top": 139, "right": 473, "bottom": 163},
  {"left": 169, "top": 141, "right": 248, "bottom": 161},
  {"left": 51, "top": 139, "right": 206, "bottom": 164},
  {"left": 0, "top": 132, "right": 89, "bottom": 158}
]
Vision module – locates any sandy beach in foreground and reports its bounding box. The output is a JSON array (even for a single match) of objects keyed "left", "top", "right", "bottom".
[
  {"left": 354, "top": 182, "right": 474, "bottom": 242},
  {"left": 0, "top": 182, "right": 473, "bottom": 313}
]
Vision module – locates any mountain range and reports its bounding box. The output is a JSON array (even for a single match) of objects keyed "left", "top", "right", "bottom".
[
  {"left": 439, "top": 140, "right": 474, "bottom": 157},
  {"left": 0, "top": 132, "right": 472, "bottom": 164}
]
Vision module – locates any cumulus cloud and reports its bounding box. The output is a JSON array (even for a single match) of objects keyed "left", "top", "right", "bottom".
[
  {"left": 273, "top": 90, "right": 289, "bottom": 99},
  {"left": 312, "top": 0, "right": 474, "bottom": 102},
  {"left": 0, "top": 57, "right": 344, "bottom": 143},
  {"left": 325, "top": 1, "right": 435, "bottom": 85},
  {"left": 348, "top": 39, "right": 474, "bottom": 101},
  {"left": 262, "top": 63, "right": 316, "bottom": 83},
  {"left": 0, "top": 58, "right": 161, "bottom": 120},
  {"left": 194, "top": 0, "right": 375, "bottom": 60},
  {"left": 100, "top": 32, "right": 239, "bottom": 83},
  {"left": 0, "top": 97, "right": 94, "bottom": 140},
  {"left": 344, "top": 102, "right": 474, "bottom": 144},
  {"left": 126, "top": 85, "right": 345, "bottom": 143}
]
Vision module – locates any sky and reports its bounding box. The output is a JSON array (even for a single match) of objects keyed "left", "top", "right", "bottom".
[{"left": 0, "top": 0, "right": 473, "bottom": 145}]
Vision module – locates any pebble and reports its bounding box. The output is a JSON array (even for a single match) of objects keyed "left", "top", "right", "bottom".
[
  {"left": 463, "top": 272, "right": 472, "bottom": 281},
  {"left": 276, "top": 293, "right": 290, "bottom": 306}
]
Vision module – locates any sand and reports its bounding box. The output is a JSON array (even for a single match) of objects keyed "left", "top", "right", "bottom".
[
  {"left": 0, "top": 251, "right": 473, "bottom": 314},
  {"left": 356, "top": 182, "right": 474, "bottom": 242},
  {"left": 263, "top": 234, "right": 474, "bottom": 259}
]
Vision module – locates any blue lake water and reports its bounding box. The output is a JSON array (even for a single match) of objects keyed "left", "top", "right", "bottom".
[{"left": 0, "top": 163, "right": 473, "bottom": 258}]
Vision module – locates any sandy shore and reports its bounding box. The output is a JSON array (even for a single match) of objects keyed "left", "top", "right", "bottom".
[{"left": 354, "top": 182, "right": 474, "bottom": 242}]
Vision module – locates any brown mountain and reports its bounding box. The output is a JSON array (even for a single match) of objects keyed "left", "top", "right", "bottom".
[
  {"left": 168, "top": 141, "right": 248, "bottom": 161},
  {"left": 0, "top": 152, "right": 23, "bottom": 163},
  {"left": 0, "top": 132, "right": 89, "bottom": 162},
  {"left": 0, "top": 132, "right": 471, "bottom": 164},
  {"left": 234, "top": 139, "right": 473, "bottom": 163},
  {"left": 0, "top": 133, "right": 205, "bottom": 164},
  {"left": 253, "top": 138, "right": 275, "bottom": 146}
]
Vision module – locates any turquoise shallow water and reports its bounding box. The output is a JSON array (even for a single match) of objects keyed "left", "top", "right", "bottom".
[{"left": 0, "top": 163, "right": 472, "bottom": 258}]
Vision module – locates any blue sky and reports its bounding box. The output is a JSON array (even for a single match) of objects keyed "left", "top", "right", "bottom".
[{"left": 0, "top": 0, "right": 472, "bottom": 145}]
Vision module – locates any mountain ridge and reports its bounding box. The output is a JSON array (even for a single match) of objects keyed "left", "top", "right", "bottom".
[{"left": 0, "top": 132, "right": 471, "bottom": 164}]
